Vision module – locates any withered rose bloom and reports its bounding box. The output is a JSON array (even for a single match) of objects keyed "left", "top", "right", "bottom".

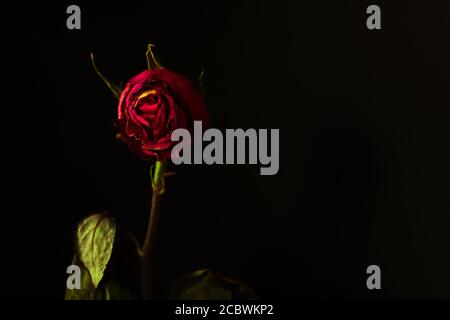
[{"left": 116, "top": 68, "right": 209, "bottom": 161}]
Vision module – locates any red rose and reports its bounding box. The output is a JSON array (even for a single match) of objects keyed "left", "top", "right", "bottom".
[{"left": 116, "top": 68, "right": 209, "bottom": 161}]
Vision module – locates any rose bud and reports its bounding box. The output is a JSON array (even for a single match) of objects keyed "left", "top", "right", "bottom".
[{"left": 116, "top": 68, "right": 209, "bottom": 162}]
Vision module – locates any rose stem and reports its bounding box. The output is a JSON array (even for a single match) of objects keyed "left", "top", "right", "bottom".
[{"left": 140, "top": 160, "right": 166, "bottom": 299}]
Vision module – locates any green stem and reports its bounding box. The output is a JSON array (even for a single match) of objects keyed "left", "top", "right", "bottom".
[{"left": 140, "top": 160, "right": 167, "bottom": 299}]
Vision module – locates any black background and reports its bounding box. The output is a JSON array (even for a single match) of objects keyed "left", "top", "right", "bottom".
[{"left": 2, "top": 0, "right": 450, "bottom": 299}]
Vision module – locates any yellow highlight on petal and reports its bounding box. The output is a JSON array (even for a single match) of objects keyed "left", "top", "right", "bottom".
[{"left": 132, "top": 90, "right": 157, "bottom": 109}]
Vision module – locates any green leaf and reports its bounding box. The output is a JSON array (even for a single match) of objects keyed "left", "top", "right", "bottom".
[
  {"left": 65, "top": 255, "right": 137, "bottom": 300},
  {"left": 75, "top": 212, "right": 116, "bottom": 288},
  {"left": 170, "top": 269, "right": 258, "bottom": 300},
  {"left": 104, "top": 280, "right": 138, "bottom": 300},
  {"left": 90, "top": 52, "right": 123, "bottom": 100},
  {"left": 64, "top": 255, "right": 105, "bottom": 300}
]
